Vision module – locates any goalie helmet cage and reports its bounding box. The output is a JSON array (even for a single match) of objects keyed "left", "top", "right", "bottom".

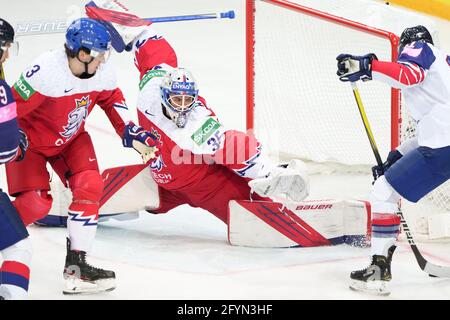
[{"left": 245, "top": 0, "right": 450, "bottom": 240}]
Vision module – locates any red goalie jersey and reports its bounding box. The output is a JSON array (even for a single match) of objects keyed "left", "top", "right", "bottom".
[{"left": 131, "top": 28, "right": 274, "bottom": 222}]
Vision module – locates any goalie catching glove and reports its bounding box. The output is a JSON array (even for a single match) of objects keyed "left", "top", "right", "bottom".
[
  {"left": 123, "top": 122, "right": 160, "bottom": 163},
  {"left": 248, "top": 159, "right": 310, "bottom": 202},
  {"left": 336, "top": 53, "right": 378, "bottom": 82}
]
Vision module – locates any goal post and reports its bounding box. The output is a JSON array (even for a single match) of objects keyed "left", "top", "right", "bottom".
[{"left": 246, "top": 0, "right": 401, "bottom": 166}]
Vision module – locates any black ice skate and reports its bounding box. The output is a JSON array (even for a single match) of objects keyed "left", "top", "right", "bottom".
[
  {"left": 63, "top": 238, "right": 116, "bottom": 295},
  {"left": 349, "top": 245, "right": 396, "bottom": 296}
]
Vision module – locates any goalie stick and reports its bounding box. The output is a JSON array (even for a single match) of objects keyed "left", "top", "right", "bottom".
[
  {"left": 15, "top": 11, "right": 235, "bottom": 36},
  {"left": 350, "top": 81, "right": 450, "bottom": 278},
  {"left": 83, "top": 1, "right": 234, "bottom": 52}
]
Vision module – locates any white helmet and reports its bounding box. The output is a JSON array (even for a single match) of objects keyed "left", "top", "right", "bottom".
[{"left": 160, "top": 67, "right": 199, "bottom": 128}]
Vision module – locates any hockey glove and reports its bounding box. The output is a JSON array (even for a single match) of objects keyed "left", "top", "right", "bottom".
[
  {"left": 15, "top": 129, "right": 29, "bottom": 162},
  {"left": 123, "top": 122, "right": 160, "bottom": 163},
  {"left": 372, "top": 149, "right": 403, "bottom": 181},
  {"left": 248, "top": 159, "right": 309, "bottom": 202},
  {"left": 336, "top": 53, "right": 378, "bottom": 82}
]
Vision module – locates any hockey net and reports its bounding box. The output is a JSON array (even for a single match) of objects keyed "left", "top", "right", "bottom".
[{"left": 246, "top": 0, "right": 450, "bottom": 241}]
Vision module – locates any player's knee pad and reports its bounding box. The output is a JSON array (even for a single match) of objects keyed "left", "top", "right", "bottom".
[
  {"left": 370, "top": 176, "right": 401, "bottom": 214},
  {"left": 14, "top": 191, "right": 53, "bottom": 226},
  {"left": 69, "top": 170, "right": 104, "bottom": 203},
  {"left": 1, "top": 237, "right": 32, "bottom": 266}
]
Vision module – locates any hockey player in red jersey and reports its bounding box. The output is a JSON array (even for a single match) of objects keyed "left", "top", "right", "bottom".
[
  {"left": 5, "top": 18, "right": 158, "bottom": 295},
  {"left": 0, "top": 18, "right": 31, "bottom": 300},
  {"left": 95, "top": 17, "right": 309, "bottom": 225}
]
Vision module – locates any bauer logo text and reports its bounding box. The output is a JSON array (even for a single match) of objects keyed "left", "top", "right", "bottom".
[{"left": 296, "top": 204, "right": 333, "bottom": 210}]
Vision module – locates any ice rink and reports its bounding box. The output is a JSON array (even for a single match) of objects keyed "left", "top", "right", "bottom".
[{"left": 1, "top": 0, "right": 450, "bottom": 300}]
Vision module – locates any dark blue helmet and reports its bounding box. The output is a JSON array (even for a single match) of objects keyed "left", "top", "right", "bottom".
[
  {"left": 0, "top": 18, "right": 18, "bottom": 61},
  {"left": 399, "top": 25, "right": 433, "bottom": 54},
  {"left": 0, "top": 18, "right": 14, "bottom": 44},
  {"left": 65, "top": 18, "right": 111, "bottom": 54}
]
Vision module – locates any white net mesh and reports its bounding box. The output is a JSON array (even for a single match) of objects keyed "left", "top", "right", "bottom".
[
  {"left": 252, "top": 0, "right": 395, "bottom": 166},
  {"left": 400, "top": 108, "right": 450, "bottom": 239}
]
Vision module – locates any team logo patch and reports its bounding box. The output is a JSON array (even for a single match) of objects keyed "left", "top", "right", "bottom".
[
  {"left": 13, "top": 75, "right": 35, "bottom": 101},
  {"left": 139, "top": 69, "right": 166, "bottom": 91},
  {"left": 149, "top": 127, "right": 165, "bottom": 172},
  {"left": 60, "top": 96, "right": 91, "bottom": 141},
  {"left": 150, "top": 154, "right": 166, "bottom": 172},
  {"left": 402, "top": 43, "right": 423, "bottom": 58},
  {"left": 191, "top": 117, "right": 222, "bottom": 146}
]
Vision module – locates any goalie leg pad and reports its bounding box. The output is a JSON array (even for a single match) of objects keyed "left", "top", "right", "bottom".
[
  {"left": 40, "top": 164, "right": 161, "bottom": 227},
  {"left": 13, "top": 190, "right": 53, "bottom": 226},
  {"left": 228, "top": 199, "right": 370, "bottom": 248},
  {"left": 100, "top": 164, "right": 160, "bottom": 214}
]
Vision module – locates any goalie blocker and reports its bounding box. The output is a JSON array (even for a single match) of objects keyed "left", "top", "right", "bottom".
[{"left": 39, "top": 164, "right": 370, "bottom": 248}]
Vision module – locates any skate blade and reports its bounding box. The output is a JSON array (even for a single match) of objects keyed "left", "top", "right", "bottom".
[
  {"left": 63, "top": 276, "right": 116, "bottom": 295},
  {"left": 349, "top": 279, "right": 391, "bottom": 296}
]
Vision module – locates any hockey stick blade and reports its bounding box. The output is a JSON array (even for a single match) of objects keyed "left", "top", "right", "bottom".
[
  {"left": 398, "top": 211, "right": 450, "bottom": 278},
  {"left": 85, "top": 1, "right": 151, "bottom": 27}
]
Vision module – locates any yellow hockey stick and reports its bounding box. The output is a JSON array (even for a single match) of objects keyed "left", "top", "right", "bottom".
[{"left": 350, "top": 81, "right": 450, "bottom": 278}]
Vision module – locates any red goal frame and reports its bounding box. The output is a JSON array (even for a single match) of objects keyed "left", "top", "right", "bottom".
[{"left": 246, "top": 0, "right": 402, "bottom": 150}]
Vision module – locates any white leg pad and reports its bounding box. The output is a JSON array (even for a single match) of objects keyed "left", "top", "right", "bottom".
[
  {"left": 228, "top": 199, "right": 370, "bottom": 248},
  {"left": 46, "top": 164, "right": 160, "bottom": 225}
]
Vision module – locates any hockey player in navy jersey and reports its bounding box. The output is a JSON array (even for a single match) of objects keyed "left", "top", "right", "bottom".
[
  {"left": 0, "top": 18, "right": 31, "bottom": 300},
  {"left": 336, "top": 25, "right": 450, "bottom": 295}
]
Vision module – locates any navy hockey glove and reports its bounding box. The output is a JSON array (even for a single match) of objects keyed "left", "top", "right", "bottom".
[
  {"left": 123, "top": 122, "right": 160, "bottom": 163},
  {"left": 16, "top": 129, "right": 29, "bottom": 162},
  {"left": 372, "top": 149, "right": 403, "bottom": 181},
  {"left": 336, "top": 53, "right": 378, "bottom": 82},
  {"left": 123, "top": 122, "right": 158, "bottom": 148}
]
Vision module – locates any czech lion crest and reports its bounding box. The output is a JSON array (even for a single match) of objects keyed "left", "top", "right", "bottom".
[{"left": 60, "top": 96, "right": 91, "bottom": 141}]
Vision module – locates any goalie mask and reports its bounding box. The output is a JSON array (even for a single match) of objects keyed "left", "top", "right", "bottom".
[{"left": 160, "top": 68, "right": 199, "bottom": 128}]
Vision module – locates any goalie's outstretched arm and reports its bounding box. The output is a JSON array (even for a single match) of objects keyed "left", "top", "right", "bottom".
[{"left": 212, "top": 130, "right": 309, "bottom": 202}]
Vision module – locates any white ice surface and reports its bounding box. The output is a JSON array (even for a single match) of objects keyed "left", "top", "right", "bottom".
[{"left": 26, "top": 204, "right": 450, "bottom": 300}]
